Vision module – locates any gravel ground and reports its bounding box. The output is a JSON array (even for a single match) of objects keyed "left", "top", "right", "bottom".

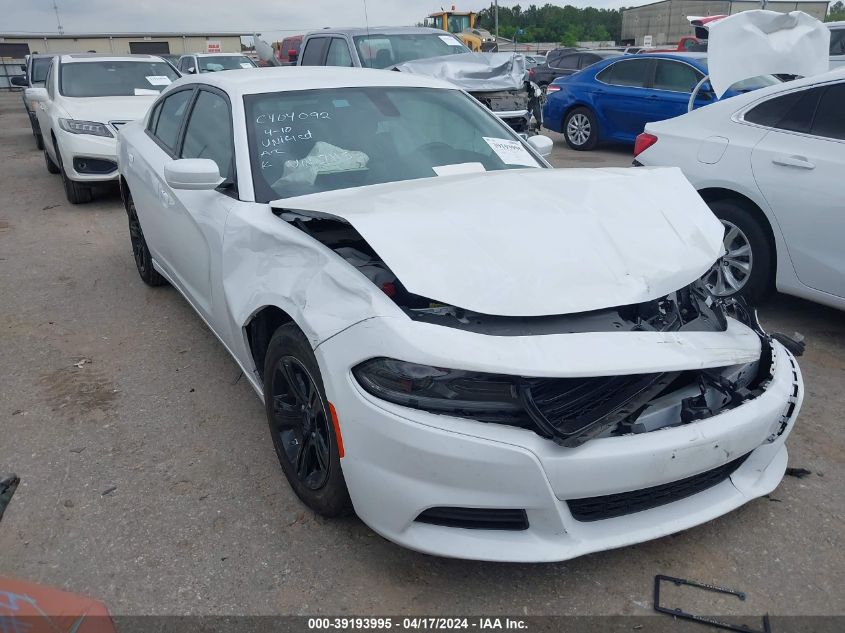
[{"left": 1, "top": 91, "right": 843, "bottom": 617}]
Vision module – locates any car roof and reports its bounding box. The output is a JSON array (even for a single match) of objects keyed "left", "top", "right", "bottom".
[
  {"left": 827, "top": 20, "right": 844, "bottom": 28},
  {"left": 305, "top": 26, "right": 447, "bottom": 37},
  {"left": 192, "top": 52, "right": 251, "bottom": 57},
  {"left": 59, "top": 53, "right": 164, "bottom": 63},
  {"left": 165, "top": 65, "right": 459, "bottom": 97}
]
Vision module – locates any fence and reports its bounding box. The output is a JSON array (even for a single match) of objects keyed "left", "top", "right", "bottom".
[{"left": 0, "top": 57, "right": 25, "bottom": 91}]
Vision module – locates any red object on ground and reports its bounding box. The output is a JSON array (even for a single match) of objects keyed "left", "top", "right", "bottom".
[{"left": 0, "top": 576, "right": 116, "bottom": 633}]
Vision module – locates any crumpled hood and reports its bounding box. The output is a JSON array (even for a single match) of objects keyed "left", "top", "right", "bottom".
[
  {"left": 61, "top": 95, "right": 158, "bottom": 124},
  {"left": 394, "top": 52, "right": 527, "bottom": 92},
  {"left": 273, "top": 167, "right": 724, "bottom": 317}
]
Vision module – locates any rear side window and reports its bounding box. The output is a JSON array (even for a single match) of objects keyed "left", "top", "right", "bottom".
[
  {"left": 326, "top": 38, "right": 353, "bottom": 67},
  {"left": 811, "top": 83, "right": 845, "bottom": 140},
  {"left": 181, "top": 90, "right": 234, "bottom": 179},
  {"left": 556, "top": 54, "right": 579, "bottom": 70},
  {"left": 745, "top": 87, "right": 823, "bottom": 133},
  {"left": 653, "top": 60, "right": 702, "bottom": 93},
  {"left": 579, "top": 54, "right": 600, "bottom": 68},
  {"left": 300, "top": 38, "right": 328, "bottom": 65},
  {"left": 151, "top": 89, "right": 192, "bottom": 151},
  {"left": 597, "top": 59, "right": 651, "bottom": 88},
  {"left": 830, "top": 29, "right": 845, "bottom": 56}
]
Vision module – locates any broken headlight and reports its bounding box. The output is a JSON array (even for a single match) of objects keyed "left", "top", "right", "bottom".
[{"left": 353, "top": 358, "right": 522, "bottom": 421}]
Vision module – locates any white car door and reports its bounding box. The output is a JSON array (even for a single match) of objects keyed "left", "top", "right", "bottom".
[
  {"left": 36, "top": 62, "right": 58, "bottom": 159},
  {"left": 157, "top": 87, "right": 237, "bottom": 323},
  {"left": 750, "top": 81, "right": 845, "bottom": 299}
]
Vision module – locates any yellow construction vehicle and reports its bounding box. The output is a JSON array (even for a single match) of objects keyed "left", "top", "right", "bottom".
[{"left": 424, "top": 7, "right": 488, "bottom": 52}]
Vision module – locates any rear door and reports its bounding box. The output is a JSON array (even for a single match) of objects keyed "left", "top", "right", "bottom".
[
  {"left": 325, "top": 37, "right": 354, "bottom": 67},
  {"left": 750, "top": 82, "right": 845, "bottom": 298},
  {"left": 592, "top": 57, "right": 655, "bottom": 142},
  {"left": 648, "top": 59, "right": 711, "bottom": 123}
]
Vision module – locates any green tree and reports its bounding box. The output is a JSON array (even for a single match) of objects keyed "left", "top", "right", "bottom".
[
  {"left": 476, "top": 2, "right": 624, "bottom": 43},
  {"left": 829, "top": 1, "right": 845, "bottom": 21}
]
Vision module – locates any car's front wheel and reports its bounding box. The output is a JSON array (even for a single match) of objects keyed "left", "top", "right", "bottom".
[
  {"left": 44, "top": 148, "right": 60, "bottom": 174},
  {"left": 701, "top": 199, "right": 773, "bottom": 304},
  {"left": 55, "top": 142, "right": 93, "bottom": 204},
  {"left": 263, "top": 323, "right": 351, "bottom": 517},
  {"left": 563, "top": 106, "right": 598, "bottom": 151},
  {"left": 126, "top": 190, "right": 166, "bottom": 287}
]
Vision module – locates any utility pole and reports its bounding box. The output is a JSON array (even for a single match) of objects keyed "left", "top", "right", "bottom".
[
  {"left": 52, "top": 0, "right": 64, "bottom": 35},
  {"left": 495, "top": 0, "right": 499, "bottom": 39}
]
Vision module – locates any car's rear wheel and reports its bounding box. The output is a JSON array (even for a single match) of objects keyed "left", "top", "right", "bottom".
[
  {"left": 702, "top": 199, "right": 773, "bottom": 305},
  {"left": 564, "top": 106, "right": 598, "bottom": 151},
  {"left": 55, "top": 142, "right": 93, "bottom": 204},
  {"left": 263, "top": 323, "right": 351, "bottom": 517},
  {"left": 126, "top": 190, "right": 166, "bottom": 287}
]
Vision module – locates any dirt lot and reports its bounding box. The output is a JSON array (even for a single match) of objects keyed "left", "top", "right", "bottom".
[{"left": 1, "top": 91, "right": 843, "bottom": 617}]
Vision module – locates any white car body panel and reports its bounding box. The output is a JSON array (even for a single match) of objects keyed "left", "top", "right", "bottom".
[
  {"left": 637, "top": 69, "right": 845, "bottom": 310},
  {"left": 274, "top": 167, "right": 724, "bottom": 317},
  {"left": 117, "top": 66, "right": 803, "bottom": 561}
]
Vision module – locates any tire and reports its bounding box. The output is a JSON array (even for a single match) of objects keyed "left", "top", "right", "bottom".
[
  {"left": 701, "top": 199, "right": 774, "bottom": 305},
  {"left": 55, "top": 142, "right": 93, "bottom": 204},
  {"left": 44, "top": 148, "right": 60, "bottom": 174},
  {"left": 35, "top": 132, "right": 44, "bottom": 151},
  {"left": 126, "top": 190, "right": 167, "bottom": 287},
  {"left": 563, "top": 106, "right": 599, "bottom": 151},
  {"left": 263, "top": 323, "right": 351, "bottom": 517}
]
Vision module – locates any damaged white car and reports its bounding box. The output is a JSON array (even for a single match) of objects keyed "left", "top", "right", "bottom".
[{"left": 117, "top": 67, "right": 803, "bottom": 562}]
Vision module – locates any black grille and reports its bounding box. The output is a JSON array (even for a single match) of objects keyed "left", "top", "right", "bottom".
[
  {"left": 567, "top": 453, "right": 751, "bottom": 522},
  {"left": 416, "top": 507, "right": 528, "bottom": 531},
  {"left": 520, "top": 372, "right": 671, "bottom": 447},
  {"left": 73, "top": 157, "right": 117, "bottom": 174}
]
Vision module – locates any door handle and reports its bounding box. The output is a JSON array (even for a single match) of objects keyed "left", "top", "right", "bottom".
[{"left": 772, "top": 155, "right": 815, "bottom": 170}]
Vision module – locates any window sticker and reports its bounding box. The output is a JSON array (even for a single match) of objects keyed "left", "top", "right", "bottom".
[
  {"left": 145, "top": 75, "right": 172, "bottom": 86},
  {"left": 432, "top": 162, "right": 486, "bottom": 176},
  {"left": 240, "top": 63, "right": 253, "bottom": 68},
  {"left": 134, "top": 88, "right": 160, "bottom": 96},
  {"left": 438, "top": 35, "right": 464, "bottom": 46},
  {"left": 482, "top": 137, "right": 537, "bottom": 167}
]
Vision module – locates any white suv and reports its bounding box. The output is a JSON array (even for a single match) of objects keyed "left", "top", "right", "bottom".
[{"left": 28, "top": 54, "right": 179, "bottom": 203}]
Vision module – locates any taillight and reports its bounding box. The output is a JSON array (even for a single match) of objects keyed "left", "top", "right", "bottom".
[
  {"left": 546, "top": 84, "right": 561, "bottom": 94},
  {"left": 634, "top": 132, "right": 658, "bottom": 157}
]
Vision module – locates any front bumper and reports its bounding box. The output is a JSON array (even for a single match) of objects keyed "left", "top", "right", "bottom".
[
  {"left": 55, "top": 128, "right": 119, "bottom": 183},
  {"left": 316, "top": 319, "right": 802, "bottom": 562}
]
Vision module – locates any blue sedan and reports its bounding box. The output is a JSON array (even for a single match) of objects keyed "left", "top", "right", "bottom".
[{"left": 543, "top": 52, "right": 780, "bottom": 150}]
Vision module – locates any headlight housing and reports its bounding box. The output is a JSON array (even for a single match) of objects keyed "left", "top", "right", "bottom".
[
  {"left": 352, "top": 358, "right": 523, "bottom": 422},
  {"left": 59, "top": 118, "right": 113, "bottom": 138}
]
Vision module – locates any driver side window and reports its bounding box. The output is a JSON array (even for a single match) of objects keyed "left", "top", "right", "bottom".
[{"left": 180, "top": 89, "right": 234, "bottom": 181}]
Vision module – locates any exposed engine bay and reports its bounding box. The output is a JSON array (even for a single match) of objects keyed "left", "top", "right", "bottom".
[{"left": 282, "top": 212, "right": 775, "bottom": 448}]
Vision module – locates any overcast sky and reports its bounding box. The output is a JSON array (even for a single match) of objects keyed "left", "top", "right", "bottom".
[{"left": 4, "top": 0, "right": 649, "bottom": 38}]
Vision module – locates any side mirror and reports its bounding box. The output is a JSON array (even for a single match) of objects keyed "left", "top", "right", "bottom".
[
  {"left": 11, "top": 75, "right": 28, "bottom": 87},
  {"left": 164, "top": 159, "right": 224, "bottom": 190},
  {"left": 25, "top": 87, "right": 48, "bottom": 102},
  {"left": 527, "top": 134, "right": 554, "bottom": 157}
]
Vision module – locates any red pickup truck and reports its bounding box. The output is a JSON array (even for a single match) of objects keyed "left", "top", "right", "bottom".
[{"left": 645, "top": 36, "right": 707, "bottom": 53}]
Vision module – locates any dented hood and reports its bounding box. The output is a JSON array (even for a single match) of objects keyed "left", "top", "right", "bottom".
[
  {"left": 273, "top": 168, "right": 724, "bottom": 317},
  {"left": 708, "top": 10, "right": 830, "bottom": 97},
  {"left": 394, "top": 52, "right": 527, "bottom": 92}
]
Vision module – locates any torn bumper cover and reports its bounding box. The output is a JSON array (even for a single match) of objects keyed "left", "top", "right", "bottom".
[
  {"left": 394, "top": 52, "right": 540, "bottom": 132},
  {"left": 317, "top": 314, "right": 802, "bottom": 562}
]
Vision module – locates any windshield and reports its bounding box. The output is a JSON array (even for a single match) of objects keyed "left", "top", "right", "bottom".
[
  {"left": 198, "top": 55, "right": 256, "bottom": 72},
  {"left": 31, "top": 57, "right": 52, "bottom": 85},
  {"left": 60, "top": 61, "right": 179, "bottom": 97},
  {"left": 245, "top": 87, "right": 543, "bottom": 202},
  {"left": 353, "top": 34, "right": 468, "bottom": 69}
]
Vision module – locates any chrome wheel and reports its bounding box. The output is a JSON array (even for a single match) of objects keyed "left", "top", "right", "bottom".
[
  {"left": 704, "top": 220, "right": 753, "bottom": 296},
  {"left": 566, "top": 113, "right": 591, "bottom": 146}
]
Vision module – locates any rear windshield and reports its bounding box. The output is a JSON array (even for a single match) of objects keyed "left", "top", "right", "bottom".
[
  {"left": 60, "top": 61, "right": 179, "bottom": 97},
  {"left": 352, "top": 33, "right": 468, "bottom": 69},
  {"left": 31, "top": 57, "right": 52, "bottom": 85},
  {"left": 198, "top": 55, "right": 256, "bottom": 72}
]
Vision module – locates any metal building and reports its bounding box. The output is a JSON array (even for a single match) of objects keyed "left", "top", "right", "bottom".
[
  {"left": 622, "top": 0, "right": 830, "bottom": 46},
  {"left": 0, "top": 32, "right": 246, "bottom": 58}
]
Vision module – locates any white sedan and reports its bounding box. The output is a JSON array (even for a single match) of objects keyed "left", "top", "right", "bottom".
[
  {"left": 117, "top": 67, "right": 802, "bottom": 562},
  {"left": 28, "top": 54, "right": 179, "bottom": 204},
  {"left": 635, "top": 69, "right": 845, "bottom": 309}
]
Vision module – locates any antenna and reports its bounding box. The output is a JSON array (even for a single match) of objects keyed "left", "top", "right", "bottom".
[
  {"left": 362, "top": 0, "right": 371, "bottom": 45},
  {"left": 52, "top": 0, "right": 64, "bottom": 35}
]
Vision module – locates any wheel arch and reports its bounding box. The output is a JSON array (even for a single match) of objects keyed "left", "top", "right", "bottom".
[
  {"left": 245, "top": 305, "right": 299, "bottom": 383},
  {"left": 697, "top": 187, "right": 778, "bottom": 281}
]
